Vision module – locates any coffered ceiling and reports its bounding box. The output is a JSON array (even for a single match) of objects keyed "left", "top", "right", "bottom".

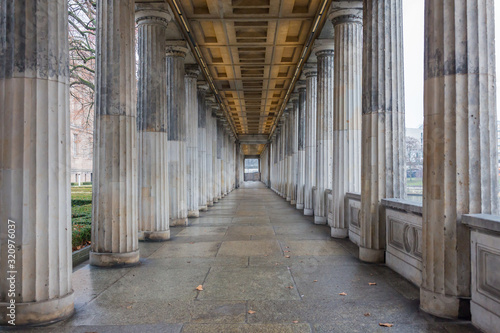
[{"left": 167, "top": 0, "right": 331, "bottom": 138}]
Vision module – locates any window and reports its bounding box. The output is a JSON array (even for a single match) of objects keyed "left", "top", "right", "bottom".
[{"left": 244, "top": 159, "right": 259, "bottom": 173}]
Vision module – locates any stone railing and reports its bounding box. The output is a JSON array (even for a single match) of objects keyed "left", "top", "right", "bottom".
[
  {"left": 462, "top": 214, "right": 500, "bottom": 333},
  {"left": 382, "top": 199, "right": 423, "bottom": 286},
  {"left": 345, "top": 192, "right": 361, "bottom": 245}
]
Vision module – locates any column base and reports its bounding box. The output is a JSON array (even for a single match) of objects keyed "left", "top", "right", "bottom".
[
  {"left": 207, "top": 201, "right": 214, "bottom": 207},
  {"left": 199, "top": 205, "right": 208, "bottom": 211},
  {"left": 314, "top": 215, "right": 327, "bottom": 225},
  {"left": 304, "top": 208, "right": 314, "bottom": 216},
  {"left": 290, "top": 200, "right": 296, "bottom": 205},
  {"left": 359, "top": 246, "right": 385, "bottom": 263},
  {"left": 0, "top": 291, "right": 74, "bottom": 326},
  {"left": 139, "top": 230, "right": 170, "bottom": 242},
  {"left": 188, "top": 210, "right": 199, "bottom": 218},
  {"left": 213, "top": 198, "right": 219, "bottom": 203},
  {"left": 420, "top": 287, "right": 468, "bottom": 319},
  {"left": 286, "top": 197, "right": 291, "bottom": 202},
  {"left": 331, "top": 227, "right": 348, "bottom": 238},
  {"left": 296, "top": 204, "right": 304, "bottom": 210},
  {"left": 170, "top": 217, "right": 188, "bottom": 226},
  {"left": 90, "top": 250, "right": 140, "bottom": 267}
]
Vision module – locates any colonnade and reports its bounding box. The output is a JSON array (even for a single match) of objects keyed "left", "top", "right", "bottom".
[
  {"left": 0, "top": 0, "right": 237, "bottom": 324},
  {"left": 0, "top": 0, "right": 498, "bottom": 326},
  {"left": 262, "top": 0, "right": 498, "bottom": 320}
]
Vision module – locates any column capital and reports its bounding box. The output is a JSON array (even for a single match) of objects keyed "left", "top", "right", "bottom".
[
  {"left": 166, "top": 40, "right": 189, "bottom": 57},
  {"left": 135, "top": 4, "right": 171, "bottom": 26},
  {"left": 197, "top": 80, "right": 210, "bottom": 93},
  {"left": 185, "top": 64, "right": 200, "bottom": 78},
  {"left": 313, "top": 39, "right": 334, "bottom": 57},
  {"left": 296, "top": 80, "right": 306, "bottom": 91},
  {"left": 329, "top": 1, "right": 363, "bottom": 26},
  {"left": 303, "top": 64, "right": 318, "bottom": 78},
  {"left": 290, "top": 93, "right": 299, "bottom": 102}
]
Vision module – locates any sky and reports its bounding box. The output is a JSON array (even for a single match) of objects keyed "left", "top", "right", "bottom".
[{"left": 402, "top": 0, "right": 500, "bottom": 128}]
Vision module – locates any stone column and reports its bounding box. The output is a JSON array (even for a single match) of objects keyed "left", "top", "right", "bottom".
[
  {"left": 304, "top": 66, "right": 318, "bottom": 216},
  {"left": 91, "top": 0, "right": 139, "bottom": 266},
  {"left": 216, "top": 118, "right": 223, "bottom": 200},
  {"left": 206, "top": 103, "right": 215, "bottom": 206},
  {"left": 198, "top": 82, "right": 209, "bottom": 210},
  {"left": 167, "top": 42, "right": 188, "bottom": 226},
  {"left": 359, "top": 0, "right": 406, "bottom": 261},
  {"left": 330, "top": 3, "right": 363, "bottom": 238},
  {"left": 185, "top": 64, "right": 200, "bottom": 218},
  {"left": 0, "top": 0, "right": 74, "bottom": 324},
  {"left": 285, "top": 108, "right": 293, "bottom": 202},
  {"left": 290, "top": 96, "right": 299, "bottom": 206},
  {"left": 314, "top": 40, "right": 335, "bottom": 224},
  {"left": 420, "top": 0, "right": 498, "bottom": 319},
  {"left": 136, "top": 6, "right": 171, "bottom": 242},
  {"left": 296, "top": 82, "right": 307, "bottom": 210},
  {"left": 235, "top": 142, "right": 241, "bottom": 188}
]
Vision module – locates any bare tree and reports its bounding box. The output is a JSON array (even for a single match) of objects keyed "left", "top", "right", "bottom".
[
  {"left": 68, "top": 0, "right": 96, "bottom": 131},
  {"left": 405, "top": 136, "right": 423, "bottom": 178}
]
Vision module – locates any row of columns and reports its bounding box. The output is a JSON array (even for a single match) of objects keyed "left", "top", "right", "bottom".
[
  {"left": 0, "top": 0, "right": 238, "bottom": 325},
  {"left": 263, "top": 0, "right": 498, "bottom": 320}
]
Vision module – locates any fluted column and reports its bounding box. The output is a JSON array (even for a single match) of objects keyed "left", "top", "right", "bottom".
[
  {"left": 296, "top": 82, "right": 307, "bottom": 210},
  {"left": 420, "top": 0, "right": 498, "bottom": 319},
  {"left": 0, "top": 0, "right": 74, "bottom": 324},
  {"left": 290, "top": 97, "right": 299, "bottom": 205},
  {"left": 167, "top": 42, "right": 188, "bottom": 226},
  {"left": 285, "top": 108, "right": 293, "bottom": 202},
  {"left": 206, "top": 103, "right": 215, "bottom": 206},
  {"left": 304, "top": 66, "right": 318, "bottom": 216},
  {"left": 216, "top": 118, "right": 223, "bottom": 200},
  {"left": 314, "top": 40, "right": 335, "bottom": 224},
  {"left": 198, "top": 82, "right": 209, "bottom": 210},
  {"left": 185, "top": 64, "right": 200, "bottom": 218},
  {"left": 91, "top": 0, "right": 139, "bottom": 266},
  {"left": 330, "top": 3, "right": 363, "bottom": 238},
  {"left": 136, "top": 6, "right": 171, "bottom": 242},
  {"left": 359, "top": 0, "right": 406, "bottom": 262}
]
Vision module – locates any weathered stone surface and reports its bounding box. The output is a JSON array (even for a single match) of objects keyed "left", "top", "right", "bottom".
[
  {"left": 0, "top": 0, "right": 74, "bottom": 324},
  {"left": 314, "top": 40, "right": 335, "bottom": 225},
  {"left": 303, "top": 66, "right": 317, "bottom": 216},
  {"left": 330, "top": 3, "right": 363, "bottom": 239},
  {"left": 420, "top": 0, "right": 498, "bottom": 319},
  {"left": 198, "top": 81, "right": 209, "bottom": 211},
  {"left": 359, "top": 0, "right": 406, "bottom": 263},
  {"left": 91, "top": 0, "right": 139, "bottom": 266},
  {"left": 167, "top": 42, "right": 189, "bottom": 226},
  {"left": 186, "top": 65, "right": 201, "bottom": 218},
  {"left": 136, "top": 6, "right": 170, "bottom": 242},
  {"left": 296, "top": 83, "right": 306, "bottom": 210}
]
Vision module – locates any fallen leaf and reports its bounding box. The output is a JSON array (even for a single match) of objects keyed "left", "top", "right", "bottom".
[
  {"left": 339, "top": 292, "right": 347, "bottom": 296},
  {"left": 286, "top": 285, "right": 294, "bottom": 289},
  {"left": 126, "top": 305, "right": 132, "bottom": 309},
  {"left": 248, "top": 310, "right": 256, "bottom": 314},
  {"left": 313, "top": 280, "right": 318, "bottom": 282},
  {"left": 292, "top": 320, "right": 299, "bottom": 324},
  {"left": 285, "top": 255, "right": 291, "bottom": 258},
  {"left": 286, "top": 246, "right": 290, "bottom": 249},
  {"left": 369, "top": 282, "right": 377, "bottom": 286},
  {"left": 195, "top": 285, "right": 204, "bottom": 291},
  {"left": 284, "top": 250, "right": 290, "bottom": 253},
  {"left": 379, "top": 323, "right": 394, "bottom": 327},
  {"left": 364, "top": 313, "right": 370, "bottom": 317}
]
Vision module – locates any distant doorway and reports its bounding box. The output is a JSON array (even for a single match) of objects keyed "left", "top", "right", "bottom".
[{"left": 244, "top": 158, "right": 260, "bottom": 181}]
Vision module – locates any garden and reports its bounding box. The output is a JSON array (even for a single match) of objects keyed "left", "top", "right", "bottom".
[{"left": 71, "top": 185, "right": 92, "bottom": 251}]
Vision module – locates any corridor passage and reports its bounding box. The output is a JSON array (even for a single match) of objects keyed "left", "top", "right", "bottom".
[{"left": 31, "top": 182, "right": 475, "bottom": 333}]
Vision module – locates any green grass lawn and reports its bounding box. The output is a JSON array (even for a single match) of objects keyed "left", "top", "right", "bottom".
[
  {"left": 407, "top": 178, "right": 423, "bottom": 187},
  {"left": 71, "top": 186, "right": 92, "bottom": 251}
]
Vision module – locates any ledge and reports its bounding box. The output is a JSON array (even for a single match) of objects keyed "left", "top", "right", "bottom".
[
  {"left": 72, "top": 245, "right": 91, "bottom": 268},
  {"left": 381, "top": 198, "right": 422, "bottom": 215},
  {"left": 346, "top": 192, "right": 361, "bottom": 201},
  {"left": 462, "top": 214, "right": 500, "bottom": 234}
]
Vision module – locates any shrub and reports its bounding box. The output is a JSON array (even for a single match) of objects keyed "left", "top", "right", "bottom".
[
  {"left": 71, "top": 192, "right": 92, "bottom": 206},
  {"left": 72, "top": 223, "right": 91, "bottom": 251}
]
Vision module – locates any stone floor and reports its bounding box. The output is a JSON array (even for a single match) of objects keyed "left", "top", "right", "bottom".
[{"left": 19, "top": 182, "right": 477, "bottom": 332}]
